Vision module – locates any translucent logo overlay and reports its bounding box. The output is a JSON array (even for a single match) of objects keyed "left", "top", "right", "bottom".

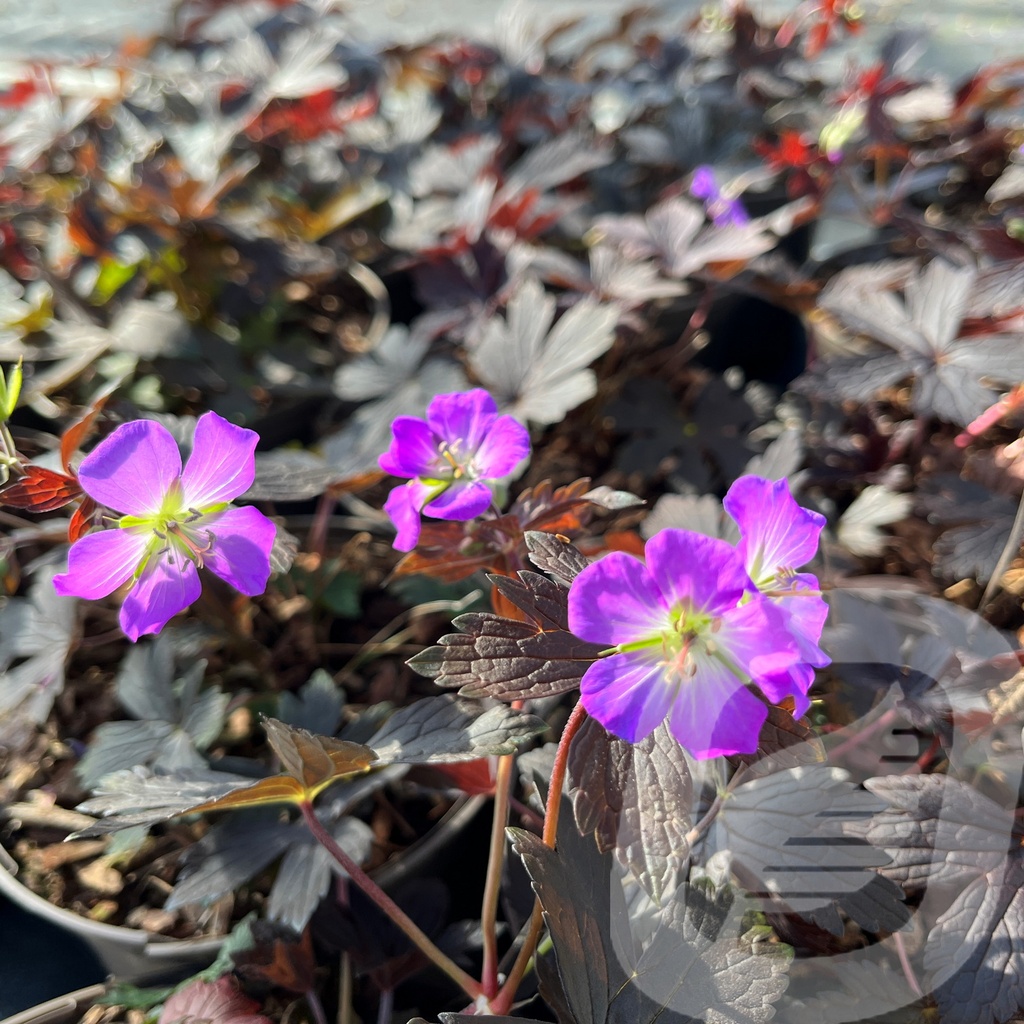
[{"left": 606, "top": 587, "right": 1023, "bottom": 1023}]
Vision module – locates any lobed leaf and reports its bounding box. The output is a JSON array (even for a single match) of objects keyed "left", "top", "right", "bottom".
[
  {"left": 512, "top": 798, "right": 790, "bottom": 1024},
  {"left": 408, "top": 571, "right": 603, "bottom": 701},
  {"left": 524, "top": 530, "right": 591, "bottom": 585},
  {"left": 710, "top": 766, "right": 908, "bottom": 935},
  {"left": 368, "top": 694, "right": 546, "bottom": 764},
  {"left": 926, "top": 856, "right": 1024, "bottom": 1024},
  {"left": 470, "top": 277, "right": 619, "bottom": 426},
  {"left": 568, "top": 717, "right": 694, "bottom": 903}
]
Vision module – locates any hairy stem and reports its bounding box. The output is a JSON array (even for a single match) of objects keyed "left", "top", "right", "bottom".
[
  {"left": 299, "top": 800, "right": 483, "bottom": 1001},
  {"left": 492, "top": 700, "right": 589, "bottom": 1014}
]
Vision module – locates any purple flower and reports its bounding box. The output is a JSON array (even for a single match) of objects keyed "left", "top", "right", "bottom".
[
  {"left": 379, "top": 389, "right": 530, "bottom": 552},
  {"left": 567, "top": 530, "right": 804, "bottom": 758},
  {"left": 53, "top": 412, "right": 276, "bottom": 642},
  {"left": 724, "top": 475, "right": 830, "bottom": 715},
  {"left": 690, "top": 165, "right": 750, "bottom": 227}
]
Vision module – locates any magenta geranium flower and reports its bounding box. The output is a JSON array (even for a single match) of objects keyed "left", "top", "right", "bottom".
[
  {"left": 53, "top": 412, "right": 276, "bottom": 642},
  {"left": 723, "top": 475, "right": 830, "bottom": 715},
  {"left": 379, "top": 389, "right": 530, "bottom": 552},
  {"left": 568, "top": 529, "right": 804, "bottom": 758},
  {"left": 690, "top": 166, "right": 750, "bottom": 227}
]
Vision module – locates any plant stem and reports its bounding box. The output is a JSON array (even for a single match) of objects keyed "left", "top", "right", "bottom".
[
  {"left": 376, "top": 987, "right": 394, "bottom": 1024},
  {"left": 828, "top": 707, "right": 897, "bottom": 763},
  {"left": 299, "top": 800, "right": 483, "bottom": 1002},
  {"left": 480, "top": 751, "right": 516, "bottom": 997},
  {"left": 492, "top": 700, "right": 588, "bottom": 1014},
  {"left": 684, "top": 765, "right": 746, "bottom": 848},
  {"left": 305, "top": 987, "right": 329, "bottom": 1024},
  {"left": 893, "top": 930, "right": 923, "bottom": 999},
  {"left": 308, "top": 493, "right": 336, "bottom": 558},
  {"left": 338, "top": 952, "right": 353, "bottom": 1024}
]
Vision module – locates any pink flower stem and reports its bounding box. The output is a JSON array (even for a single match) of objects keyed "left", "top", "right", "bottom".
[
  {"left": 893, "top": 930, "right": 923, "bottom": 998},
  {"left": 480, "top": 748, "right": 516, "bottom": 998},
  {"left": 510, "top": 797, "right": 544, "bottom": 831},
  {"left": 306, "top": 987, "right": 329, "bottom": 1024},
  {"left": 299, "top": 800, "right": 483, "bottom": 1002},
  {"left": 308, "top": 493, "right": 336, "bottom": 558},
  {"left": 491, "top": 700, "right": 589, "bottom": 1015},
  {"left": 828, "top": 708, "right": 898, "bottom": 763}
]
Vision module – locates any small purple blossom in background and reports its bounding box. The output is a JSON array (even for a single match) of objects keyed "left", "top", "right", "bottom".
[
  {"left": 379, "top": 389, "right": 530, "bottom": 552},
  {"left": 53, "top": 412, "right": 276, "bottom": 642},
  {"left": 568, "top": 529, "right": 805, "bottom": 758},
  {"left": 724, "top": 475, "right": 830, "bottom": 715},
  {"left": 690, "top": 165, "right": 750, "bottom": 227}
]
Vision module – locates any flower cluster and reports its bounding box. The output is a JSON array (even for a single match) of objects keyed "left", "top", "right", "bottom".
[
  {"left": 568, "top": 476, "right": 828, "bottom": 758},
  {"left": 53, "top": 413, "right": 276, "bottom": 641},
  {"left": 379, "top": 389, "right": 530, "bottom": 551}
]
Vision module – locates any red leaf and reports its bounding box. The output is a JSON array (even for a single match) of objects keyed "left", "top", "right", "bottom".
[
  {"left": 432, "top": 757, "right": 497, "bottom": 796},
  {"left": 1, "top": 466, "right": 81, "bottom": 512},
  {"left": 60, "top": 381, "right": 119, "bottom": 473},
  {"left": 159, "top": 977, "right": 272, "bottom": 1024},
  {"left": 68, "top": 497, "right": 97, "bottom": 541}
]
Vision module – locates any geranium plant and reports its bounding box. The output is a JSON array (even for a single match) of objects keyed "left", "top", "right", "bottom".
[{"left": 1, "top": 2, "right": 1024, "bottom": 1023}]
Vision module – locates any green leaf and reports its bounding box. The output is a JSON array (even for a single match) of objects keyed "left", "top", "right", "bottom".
[
  {"left": 91, "top": 258, "right": 140, "bottom": 304},
  {"left": 320, "top": 569, "right": 362, "bottom": 617},
  {"left": 0, "top": 359, "right": 22, "bottom": 421},
  {"left": 97, "top": 983, "right": 176, "bottom": 1010}
]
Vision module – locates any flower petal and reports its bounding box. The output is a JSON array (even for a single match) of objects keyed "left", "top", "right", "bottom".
[
  {"left": 426, "top": 389, "right": 497, "bottom": 453},
  {"left": 423, "top": 480, "right": 491, "bottom": 521},
  {"left": 718, "top": 597, "right": 801, "bottom": 680},
  {"left": 774, "top": 579, "right": 830, "bottom": 666},
  {"left": 668, "top": 662, "right": 768, "bottom": 758},
  {"left": 473, "top": 414, "right": 530, "bottom": 478},
  {"left": 568, "top": 552, "right": 668, "bottom": 646},
  {"left": 724, "top": 476, "right": 825, "bottom": 583},
  {"left": 379, "top": 417, "right": 443, "bottom": 479},
  {"left": 120, "top": 553, "right": 201, "bottom": 641},
  {"left": 53, "top": 528, "right": 150, "bottom": 600},
  {"left": 384, "top": 480, "right": 432, "bottom": 551},
  {"left": 201, "top": 506, "right": 276, "bottom": 596},
  {"left": 580, "top": 652, "right": 677, "bottom": 744},
  {"left": 180, "top": 412, "right": 259, "bottom": 509},
  {"left": 77, "top": 420, "right": 182, "bottom": 517},
  {"left": 756, "top": 663, "right": 814, "bottom": 717},
  {"left": 644, "top": 529, "right": 752, "bottom": 615},
  {"left": 690, "top": 166, "right": 719, "bottom": 201}
]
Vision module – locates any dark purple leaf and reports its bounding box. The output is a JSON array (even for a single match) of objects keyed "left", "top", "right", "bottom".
[
  {"left": 607, "top": 375, "right": 762, "bottom": 490},
  {"left": 726, "top": 702, "right": 826, "bottom": 779},
  {"left": 512, "top": 801, "right": 790, "bottom": 1024},
  {"left": 368, "top": 695, "right": 546, "bottom": 764},
  {"left": 592, "top": 196, "right": 776, "bottom": 280},
  {"left": 804, "top": 260, "right": 1024, "bottom": 424},
  {"left": 408, "top": 571, "right": 603, "bottom": 701},
  {"left": 469, "top": 277, "right": 619, "bottom": 425},
  {"left": 73, "top": 767, "right": 253, "bottom": 837},
  {"left": 847, "top": 775, "right": 1014, "bottom": 890},
  {"left": 710, "top": 766, "right": 908, "bottom": 935},
  {"left": 927, "top": 856, "right": 1024, "bottom": 1024},
  {"left": 918, "top": 475, "right": 1017, "bottom": 582},
  {"left": 524, "top": 530, "right": 592, "bottom": 585},
  {"left": 568, "top": 717, "right": 693, "bottom": 903}
]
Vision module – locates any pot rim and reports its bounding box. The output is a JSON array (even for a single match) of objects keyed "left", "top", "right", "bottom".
[{"left": 0, "top": 792, "right": 485, "bottom": 948}]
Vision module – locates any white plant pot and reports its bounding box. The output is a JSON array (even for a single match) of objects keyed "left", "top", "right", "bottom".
[
  {"left": 0, "top": 793, "right": 484, "bottom": 985},
  {"left": 0, "top": 984, "right": 108, "bottom": 1024}
]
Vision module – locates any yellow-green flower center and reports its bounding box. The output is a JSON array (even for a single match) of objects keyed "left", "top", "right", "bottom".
[{"left": 118, "top": 481, "right": 230, "bottom": 580}]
